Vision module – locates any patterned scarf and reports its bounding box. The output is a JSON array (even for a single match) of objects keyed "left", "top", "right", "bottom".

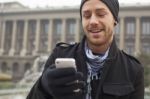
[{"left": 84, "top": 42, "right": 109, "bottom": 99}]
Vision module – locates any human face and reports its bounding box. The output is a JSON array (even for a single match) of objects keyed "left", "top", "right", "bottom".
[{"left": 81, "top": 0, "right": 115, "bottom": 51}]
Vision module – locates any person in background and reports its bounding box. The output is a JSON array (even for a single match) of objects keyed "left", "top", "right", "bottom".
[{"left": 26, "top": 0, "right": 144, "bottom": 99}]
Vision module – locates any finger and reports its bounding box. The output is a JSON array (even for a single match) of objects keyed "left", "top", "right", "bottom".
[
  {"left": 53, "top": 81, "right": 85, "bottom": 95},
  {"left": 52, "top": 72, "right": 84, "bottom": 85},
  {"left": 48, "top": 67, "right": 76, "bottom": 78}
]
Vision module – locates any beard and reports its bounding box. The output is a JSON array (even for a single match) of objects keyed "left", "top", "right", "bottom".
[{"left": 86, "top": 31, "right": 113, "bottom": 50}]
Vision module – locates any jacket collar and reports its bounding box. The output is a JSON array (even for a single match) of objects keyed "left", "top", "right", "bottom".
[{"left": 106, "top": 36, "right": 119, "bottom": 60}]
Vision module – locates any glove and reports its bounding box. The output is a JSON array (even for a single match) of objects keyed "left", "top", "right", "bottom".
[{"left": 41, "top": 64, "right": 85, "bottom": 99}]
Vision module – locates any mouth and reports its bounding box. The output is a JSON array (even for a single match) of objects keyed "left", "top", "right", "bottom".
[{"left": 88, "top": 29, "right": 104, "bottom": 33}]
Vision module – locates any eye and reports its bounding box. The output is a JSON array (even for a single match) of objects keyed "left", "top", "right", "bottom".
[
  {"left": 83, "top": 14, "right": 91, "bottom": 19},
  {"left": 82, "top": 11, "right": 91, "bottom": 19},
  {"left": 97, "top": 13, "right": 106, "bottom": 18},
  {"left": 97, "top": 12, "right": 106, "bottom": 18}
]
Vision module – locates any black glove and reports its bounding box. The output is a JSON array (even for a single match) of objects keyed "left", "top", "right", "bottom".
[{"left": 41, "top": 64, "right": 85, "bottom": 99}]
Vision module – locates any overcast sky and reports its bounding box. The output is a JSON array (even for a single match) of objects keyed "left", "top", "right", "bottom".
[{"left": 0, "top": 0, "right": 150, "bottom": 8}]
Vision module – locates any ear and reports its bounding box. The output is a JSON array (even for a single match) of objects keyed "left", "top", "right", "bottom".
[{"left": 114, "top": 21, "right": 118, "bottom": 26}]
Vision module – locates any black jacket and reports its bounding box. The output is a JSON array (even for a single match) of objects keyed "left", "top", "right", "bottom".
[{"left": 27, "top": 37, "right": 144, "bottom": 99}]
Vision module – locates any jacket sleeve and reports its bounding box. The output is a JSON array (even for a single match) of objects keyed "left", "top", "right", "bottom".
[
  {"left": 26, "top": 48, "right": 58, "bottom": 99},
  {"left": 130, "top": 65, "right": 144, "bottom": 99},
  {"left": 26, "top": 77, "right": 53, "bottom": 99}
]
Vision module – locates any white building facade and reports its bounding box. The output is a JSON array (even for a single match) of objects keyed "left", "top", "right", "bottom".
[{"left": 0, "top": 2, "right": 150, "bottom": 81}]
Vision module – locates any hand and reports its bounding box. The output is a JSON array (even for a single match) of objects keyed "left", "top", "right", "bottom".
[{"left": 41, "top": 64, "right": 85, "bottom": 99}]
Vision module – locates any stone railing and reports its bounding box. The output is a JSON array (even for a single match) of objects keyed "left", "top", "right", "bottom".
[{"left": 0, "top": 88, "right": 30, "bottom": 99}]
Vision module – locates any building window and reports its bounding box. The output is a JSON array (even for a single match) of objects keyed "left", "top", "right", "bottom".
[
  {"left": 41, "top": 20, "right": 49, "bottom": 35},
  {"left": 125, "top": 17, "right": 135, "bottom": 35},
  {"left": 1, "top": 62, "right": 7, "bottom": 73},
  {"left": 141, "top": 17, "right": 150, "bottom": 35},
  {"left": 142, "top": 43, "right": 150, "bottom": 54},
  {"left": 4, "top": 21, "right": 13, "bottom": 54},
  {"left": 39, "top": 20, "right": 49, "bottom": 53},
  {"left": 27, "top": 20, "right": 36, "bottom": 54},
  {"left": 16, "top": 20, "right": 24, "bottom": 54},
  {"left": 13, "top": 63, "right": 19, "bottom": 72},
  {"left": 12, "top": 63, "right": 19, "bottom": 77},
  {"left": 67, "top": 19, "right": 76, "bottom": 35},
  {"left": 125, "top": 42, "right": 134, "bottom": 55},
  {"left": 53, "top": 19, "right": 62, "bottom": 35},
  {"left": 28, "top": 20, "right": 36, "bottom": 36}
]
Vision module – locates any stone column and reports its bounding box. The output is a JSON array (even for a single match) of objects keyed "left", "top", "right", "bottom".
[
  {"left": 61, "top": 19, "right": 66, "bottom": 42},
  {"left": 9, "top": 20, "right": 17, "bottom": 56},
  {"left": 75, "top": 18, "right": 80, "bottom": 42},
  {"left": 135, "top": 17, "right": 141, "bottom": 56},
  {"left": 0, "top": 20, "right": 6, "bottom": 55},
  {"left": 47, "top": 19, "right": 53, "bottom": 53},
  {"left": 119, "top": 17, "right": 125, "bottom": 50},
  {"left": 21, "top": 20, "right": 28, "bottom": 56},
  {"left": 33, "top": 19, "right": 40, "bottom": 55}
]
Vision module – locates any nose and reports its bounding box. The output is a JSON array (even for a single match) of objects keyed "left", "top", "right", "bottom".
[{"left": 89, "top": 14, "right": 99, "bottom": 26}]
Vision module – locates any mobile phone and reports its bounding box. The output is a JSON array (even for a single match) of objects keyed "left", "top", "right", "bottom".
[
  {"left": 55, "top": 58, "right": 79, "bottom": 92},
  {"left": 55, "top": 58, "right": 76, "bottom": 69}
]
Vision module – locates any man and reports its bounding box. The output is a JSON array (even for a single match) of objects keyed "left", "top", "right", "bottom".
[{"left": 27, "top": 0, "right": 144, "bottom": 99}]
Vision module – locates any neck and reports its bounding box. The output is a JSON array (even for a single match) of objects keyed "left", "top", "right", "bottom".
[{"left": 87, "top": 36, "right": 113, "bottom": 54}]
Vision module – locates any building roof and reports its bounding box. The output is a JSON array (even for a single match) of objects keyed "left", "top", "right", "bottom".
[
  {"left": 0, "top": 2, "right": 150, "bottom": 14},
  {"left": 0, "top": 2, "right": 28, "bottom": 10}
]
